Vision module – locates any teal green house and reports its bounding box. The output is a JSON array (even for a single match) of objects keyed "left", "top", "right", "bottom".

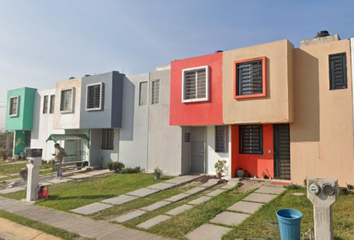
[{"left": 5, "top": 87, "right": 37, "bottom": 156}]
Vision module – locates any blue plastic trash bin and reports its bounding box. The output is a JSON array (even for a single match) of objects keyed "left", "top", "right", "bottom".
[{"left": 276, "top": 209, "right": 302, "bottom": 240}]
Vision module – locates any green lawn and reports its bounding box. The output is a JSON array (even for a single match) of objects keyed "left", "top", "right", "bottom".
[
  {"left": 4, "top": 173, "right": 173, "bottom": 211},
  {"left": 222, "top": 188, "right": 354, "bottom": 240},
  {"left": 0, "top": 210, "right": 91, "bottom": 240},
  {"left": 118, "top": 184, "right": 245, "bottom": 240},
  {"left": 0, "top": 161, "right": 54, "bottom": 175}
]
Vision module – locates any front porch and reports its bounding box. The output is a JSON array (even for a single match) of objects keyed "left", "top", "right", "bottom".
[{"left": 230, "top": 124, "right": 290, "bottom": 180}]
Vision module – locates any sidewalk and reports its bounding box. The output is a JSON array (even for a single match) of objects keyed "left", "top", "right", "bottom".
[
  {"left": 0, "top": 196, "right": 171, "bottom": 240},
  {"left": 0, "top": 217, "right": 62, "bottom": 240}
]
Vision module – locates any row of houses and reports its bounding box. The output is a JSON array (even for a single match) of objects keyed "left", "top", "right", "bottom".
[{"left": 5, "top": 31, "right": 354, "bottom": 186}]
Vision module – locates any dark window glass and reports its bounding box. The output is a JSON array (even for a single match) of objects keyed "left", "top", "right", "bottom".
[
  {"left": 329, "top": 53, "right": 347, "bottom": 90},
  {"left": 239, "top": 125, "right": 263, "bottom": 154}
]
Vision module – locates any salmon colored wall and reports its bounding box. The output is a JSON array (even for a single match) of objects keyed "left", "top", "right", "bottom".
[
  {"left": 231, "top": 124, "right": 274, "bottom": 178},
  {"left": 223, "top": 40, "right": 294, "bottom": 124},
  {"left": 291, "top": 39, "right": 354, "bottom": 187},
  {"left": 170, "top": 53, "right": 223, "bottom": 125}
]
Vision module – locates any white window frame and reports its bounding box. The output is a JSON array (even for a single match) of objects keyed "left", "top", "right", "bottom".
[
  {"left": 60, "top": 88, "right": 74, "bottom": 113},
  {"left": 86, "top": 82, "right": 103, "bottom": 111},
  {"left": 151, "top": 79, "right": 160, "bottom": 105},
  {"left": 9, "top": 96, "right": 19, "bottom": 117},
  {"left": 182, "top": 65, "right": 209, "bottom": 103}
]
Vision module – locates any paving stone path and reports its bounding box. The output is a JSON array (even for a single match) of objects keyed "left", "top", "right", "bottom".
[
  {"left": 0, "top": 196, "right": 170, "bottom": 240},
  {"left": 186, "top": 183, "right": 286, "bottom": 240},
  {"left": 71, "top": 175, "right": 202, "bottom": 215},
  {"left": 114, "top": 178, "right": 220, "bottom": 224},
  {"left": 0, "top": 169, "right": 111, "bottom": 195},
  {"left": 132, "top": 179, "right": 239, "bottom": 230}
]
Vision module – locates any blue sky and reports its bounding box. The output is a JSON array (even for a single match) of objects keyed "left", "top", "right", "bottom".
[{"left": 1, "top": 0, "right": 354, "bottom": 127}]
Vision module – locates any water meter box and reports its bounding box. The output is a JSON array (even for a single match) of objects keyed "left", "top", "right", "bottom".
[
  {"left": 307, "top": 178, "right": 338, "bottom": 240},
  {"left": 26, "top": 149, "right": 43, "bottom": 158}
]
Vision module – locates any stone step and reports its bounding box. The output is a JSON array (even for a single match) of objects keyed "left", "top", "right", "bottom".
[
  {"left": 102, "top": 195, "right": 138, "bottom": 205},
  {"left": 165, "top": 204, "right": 193, "bottom": 216},
  {"left": 114, "top": 210, "right": 147, "bottom": 223},
  {"left": 242, "top": 193, "right": 277, "bottom": 203},
  {"left": 188, "top": 196, "right": 212, "bottom": 205},
  {"left": 70, "top": 202, "right": 113, "bottom": 215},
  {"left": 186, "top": 223, "right": 230, "bottom": 240},
  {"left": 227, "top": 201, "right": 263, "bottom": 214},
  {"left": 141, "top": 201, "right": 171, "bottom": 212},
  {"left": 210, "top": 211, "right": 249, "bottom": 227},
  {"left": 137, "top": 215, "right": 171, "bottom": 229}
]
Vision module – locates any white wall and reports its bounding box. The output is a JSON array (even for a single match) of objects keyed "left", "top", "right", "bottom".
[
  {"left": 206, "top": 125, "right": 231, "bottom": 177},
  {"left": 31, "top": 89, "right": 64, "bottom": 161},
  {"left": 89, "top": 128, "right": 119, "bottom": 167},
  {"left": 119, "top": 73, "right": 149, "bottom": 169}
]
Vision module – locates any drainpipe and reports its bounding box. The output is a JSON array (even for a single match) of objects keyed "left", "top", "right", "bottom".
[{"left": 351, "top": 38, "right": 354, "bottom": 161}]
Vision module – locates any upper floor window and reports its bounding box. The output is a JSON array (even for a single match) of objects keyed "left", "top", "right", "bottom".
[
  {"left": 239, "top": 125, "right": 263, "bottom": 155},
  {"left": 60, "top": 89, "right": 73, "bottom": 113},
  {"left": 43, "top": 95, "right": 49, "bottom": 114},
  {"left": 86, "top": 83, "right": 102, "bottom": 111},
  {"left": 215, "top": 126, "right": 229, "bottom": 153},
  {"left": 151, "top": 79, "right": 160, "bottom": 105},
  {"left": 139, "top": 81, "right": 148, "bottom": 106},
  {"left": 329, "top": 53, "right": 347, "bottom": 90},
  {"left": 9, "top": 96, "right": 19, "bottom": 117},
  {"left": 234, "top": 57, "right": 267, "bottom": 99},
  {"left": 182, "top": 66, "right": 209, "bottom": 103},
  {"left": 102, "top": 129, "right": 114, "bottom": 150},
  {"left": 49, "top": 95, "right": 55, "bottom": 114}
]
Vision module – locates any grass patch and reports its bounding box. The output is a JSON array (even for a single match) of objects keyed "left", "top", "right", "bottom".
[
  {"left": 222, "top": 188, "right": 354, "bottom": 240},
  {"left": 0, "top": 209, "right": 88, "bottom": 240},
  {"left": 92, "top": 181, "right": 201, "bottom": 220},
  {"left": 3, "top": 173, "right": 172, "bottom": 211},
  {"left": 121, "top": 184, "right": 252, "bottom": 240},
  {"left": 0, "top": 162, "right": 54, "bottom": 177}
]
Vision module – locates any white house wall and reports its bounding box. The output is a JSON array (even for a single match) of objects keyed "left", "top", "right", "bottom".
[
  {"left": 119, "top": 73, "right": 149, "bottom": 169},
  {"left": 206, "top": 125, "right": 231, "bottom": 176},
  {"left": 147, "top": 69, "right": 183, "bottom": 175},
  {"left": 31, "top": 89, "right": 64, "bottom": 161}
]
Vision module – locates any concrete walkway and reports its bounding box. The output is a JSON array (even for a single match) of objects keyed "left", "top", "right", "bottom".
[
  {"left": 132, "top": 179, "right": 240, "bottom": 230},
  {"left": 186, "top": 184, "right": 286, "bottom": 240},
  {"left": 115, "top": 179, "right": 220, "bottom": 225},
  {"left": 0, "top": 169, "right": 112, "bottom": 195},
  {"left": 71, "top": 175, "right": 202, "bottom": 216},
  {"left": 0, "top": 217, "right": 63, "bottom": 240},
  {"left": 0, "top": 196, "right": 171, "bottom": 240}
]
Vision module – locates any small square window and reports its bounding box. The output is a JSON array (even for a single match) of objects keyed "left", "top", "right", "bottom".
[
  {"left": 329, "top": 53, "right": 347, "bottom": 90},
  {"left": 60, "top": 89, "right": 73, "bottom": 112},
  {"left": 9, "top": 96, "right": 19, "bottom": 117},
  {"left": 234, "top": 57, "right": 267, "bottom": 99},
  {"left": 185, "top": 133, "right": 191, "bottom": 143},
  {"left": 139, "top": 81, "right": 148, "bottom": 106},
  {"left": 215, "top": 126, "right": 229, "bottom": 153},
  {"left": 49, "top": 95, "right": 55, "bottom": 114},
  {"left": 86, "top": 83, "right": 102, "bottom": 110},
  {"left": 151, "top": 80, "right": 160, "bottom": 105},
  {"left": 182, "top": 66, "right": 209, "bottom": 103},
  {"left": 102, "top": 129, "right": 114, "bottom": 150},
  {"left": 43, "top": 95, "right": 49, "bottom": 114},
  {"left": 239, "top": 125, "right": 263, "bottom": 154}
]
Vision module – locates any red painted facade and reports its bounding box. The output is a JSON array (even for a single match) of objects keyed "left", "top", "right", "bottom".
[
  {"left": 231, "top": 124, "right": 274, "bottom": 178},
  {"left": 170, "top": 53, "right": 223, "bottom": 125}
]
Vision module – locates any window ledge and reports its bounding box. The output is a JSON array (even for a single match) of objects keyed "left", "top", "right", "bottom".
[
  {"left": 86, "top": 108, "right": 102, "bottom": 111},
  {"left": 60, "top": 110, "right": 73, "bottom": 114},
  {"left": 9, "top": 114, "right": 18, "bottom": 118},
  {"left": 182, "top": 98, "right": 209, "bottom": 103},
  {"left": 234, "top": 93, "right": 267, "bottom": 100}
]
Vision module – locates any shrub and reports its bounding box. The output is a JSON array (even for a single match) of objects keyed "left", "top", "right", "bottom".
[
  {"left": 285, "top": 183, "right": 303, "bottom": 190},
  {"left": 107, "top": 162, "right": 125, "bottom": 173},
  {"left": 121, "top": 166, "right": 141, "bottom": 174}
]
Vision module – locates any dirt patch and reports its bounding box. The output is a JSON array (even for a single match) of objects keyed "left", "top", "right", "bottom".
[{"left": 237, "top": 179, "right": 265, "bottom": 193}]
